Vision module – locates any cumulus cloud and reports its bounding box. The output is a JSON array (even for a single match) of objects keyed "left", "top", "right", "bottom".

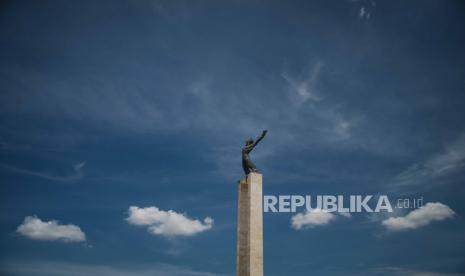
[
  {"left": 338, "top": 211, "right": 352, "bottom": 218},
  {"left": 291, "top": 209, "right": 336, "bottom": 229},
  {"left": 382, "top": 202, "right": 455, "bottom": 231},
  {"left": 126, "top": 206, "right": 213, "bottom": 237},
  {"left": 16, "top": 216, "right": 86, "bottom": 242}
]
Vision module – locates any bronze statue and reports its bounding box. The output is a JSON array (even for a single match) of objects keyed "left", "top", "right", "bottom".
[{"left": 242, "top": 130, "right": 267, "bottom": 175}]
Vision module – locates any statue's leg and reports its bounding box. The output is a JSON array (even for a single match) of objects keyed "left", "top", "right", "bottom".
[
  {"left": 246, "top": 159, "right": 258, "bottom": 173},
  {"left": 242, "top": 159, "right": 250, "bottom": 175}
]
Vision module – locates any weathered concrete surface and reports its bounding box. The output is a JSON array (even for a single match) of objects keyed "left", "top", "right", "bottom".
[{"left": 236, "top": 173, "right": 263, "bottom": 276}]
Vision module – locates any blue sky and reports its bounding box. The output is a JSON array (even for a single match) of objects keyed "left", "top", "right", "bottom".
[{"left": 1, "top": 0, "right": 465, "bottom": 275}]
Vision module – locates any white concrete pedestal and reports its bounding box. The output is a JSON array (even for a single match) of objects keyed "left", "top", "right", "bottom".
[{"left": 236, "top": 173, "right": 263, "bottom": 276}]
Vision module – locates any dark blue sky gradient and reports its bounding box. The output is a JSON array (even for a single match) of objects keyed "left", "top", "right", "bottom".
[{"left": 1, "top": 1, "right": 465, "bottom": 275}]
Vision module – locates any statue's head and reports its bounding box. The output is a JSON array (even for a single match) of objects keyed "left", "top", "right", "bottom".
[{"left": 245, "top": 138, "right": 254, "bottom": 146}]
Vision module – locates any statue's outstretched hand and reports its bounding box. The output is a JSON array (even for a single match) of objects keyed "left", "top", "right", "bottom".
[{"left": 262, "top": 130, "right": 267, "bottom": 137}]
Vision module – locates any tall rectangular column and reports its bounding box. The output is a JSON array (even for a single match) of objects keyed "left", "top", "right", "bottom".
[{"left": 236, "top": 172, "right": 263, "bottom": 276}]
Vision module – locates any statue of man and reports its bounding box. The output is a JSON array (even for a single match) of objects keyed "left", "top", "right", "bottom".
[{"left": 242, "top": 130, "right": 267, "bottom": 175}]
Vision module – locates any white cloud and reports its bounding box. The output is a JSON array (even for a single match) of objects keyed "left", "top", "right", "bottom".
[
  {"left": 338, "top": 211, "right": 352, "bottom": 218},
  {"left": 126, "top": 206, "right": 213, "bottom": 237},
  {"left": 16, "top": 216, "right": 86, "bottom": 242},
  {"left": 382, "top": 202, "right": 455, "bottom": 231},
  {"left": 291, "top": 209, "right": 336, "bottom": 229}
]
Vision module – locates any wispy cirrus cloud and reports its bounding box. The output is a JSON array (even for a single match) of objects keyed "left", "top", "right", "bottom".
[
  {"left": 282, "top": 62, "right": 324, "bottom": 104},
  {"left": 16, "top": 216, "right": 86, "bottom": 242},
  {"left": 391, "top": 135, "right": 465, "bottom": 191},
  {"left": 126, "top": 206, "right": 213, "bottom": 237},
  {"left": 280, "top": 61, "right": 358, "bottom": 142},
  {"left": 359, "top": 7, "right": 371, "bottom": 20},
  {"left": 0, "top": 162, "right": 85, "bottom": 182}
]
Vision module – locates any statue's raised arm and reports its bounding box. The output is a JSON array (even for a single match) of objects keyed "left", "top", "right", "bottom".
[
  {"left": 254, "top": 130, "right": 267, "bottom": 147},
  {"left": 242, "top": 130, "right": 267, "bottom": 175}
]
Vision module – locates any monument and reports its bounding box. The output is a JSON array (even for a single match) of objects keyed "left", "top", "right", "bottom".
[{"left": 237, "top": 130, "right": 267, "bottom": 276}]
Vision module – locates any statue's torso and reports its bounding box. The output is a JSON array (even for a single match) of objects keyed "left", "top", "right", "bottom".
[{"left": 242, "top": 148, "right": 251, "bottom": 160}]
